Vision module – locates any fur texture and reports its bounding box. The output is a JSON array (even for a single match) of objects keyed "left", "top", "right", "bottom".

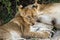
[
  {"left": 36, "top": 3, "right": 60, "bottom": 29},
  {"left": 0, "top": 5, "right": 51, "bottom": 40}
]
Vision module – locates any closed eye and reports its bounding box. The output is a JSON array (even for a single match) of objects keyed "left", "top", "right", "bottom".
[
  {"left": 27, "top": 16, "right": 31, "bottom": 18},
  {"left": 27, "top": 16, "right": 32, "bottom": 20}
]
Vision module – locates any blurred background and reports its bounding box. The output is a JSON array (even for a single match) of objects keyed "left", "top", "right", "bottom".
[{"left": 0, "top": 0, "right": 60, "bottom": 25}]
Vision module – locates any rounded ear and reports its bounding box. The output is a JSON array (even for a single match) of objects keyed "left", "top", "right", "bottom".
[
  {"left": 15, "top": 5, "right": 23, "bottom": 17},
  {"left": 17, "top": 5, "right": 25, "bottom": 17},
  {"left": 18, "top": 5, "right": 23, "bottom": 9},
  {"left": 18, "top": 5, "right": 23, "bottom": 12}
]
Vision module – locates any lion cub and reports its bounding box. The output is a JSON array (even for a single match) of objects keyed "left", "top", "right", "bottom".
[{"left": 0, "top": 5, "right": 50, "bottom": 40}]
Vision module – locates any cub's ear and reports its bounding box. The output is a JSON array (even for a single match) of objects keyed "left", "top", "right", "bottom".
[
  {"left": 18, "top": 5, "right": 23, "bottom": 8},
  {"left": 18, "top": 5, "right": 23, "bottom": 12},
  {"left": 18, "top": 5, "right": 26, "bottom": 17},
  {"left": 15, "top": 5, "right": 23, "bottom": 17}
]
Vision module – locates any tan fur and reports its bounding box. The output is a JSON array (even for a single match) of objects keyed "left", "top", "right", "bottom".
[
  {"left": 0, "top": 5, "right": 50, "bottom": 40},
  {"left": 35, "top": 3, "right": 60, "bottom": 29}
]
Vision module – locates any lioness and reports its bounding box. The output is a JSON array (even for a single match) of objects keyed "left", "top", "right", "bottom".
[{"left": 35, "top": 3, "right": 60, "bottom": 29}]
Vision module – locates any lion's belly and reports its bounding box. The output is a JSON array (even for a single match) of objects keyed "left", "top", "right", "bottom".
[
  {"left": 40, "top": 13, "right": 60, "bottom": 29},
  {"left": 48, "top": 6, "right": 60, "bottom": 29},
  {"left": 37, "top": 3, "right": 60, "bottom": 29},
  {"left": 50, "top": 13, "right": 60, "bottom": 29}
]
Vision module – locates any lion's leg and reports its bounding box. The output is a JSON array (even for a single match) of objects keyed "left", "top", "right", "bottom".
[
  {"left": 22, "top": 26, "right": 50, "bottom": 39},
  {"left": 22, "top": 32, "right": 50, "bottom": 39}
]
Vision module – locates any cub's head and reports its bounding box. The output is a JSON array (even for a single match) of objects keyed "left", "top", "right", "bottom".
[{"left": 17, "top": 5, "right": 37, "bottom": 26}]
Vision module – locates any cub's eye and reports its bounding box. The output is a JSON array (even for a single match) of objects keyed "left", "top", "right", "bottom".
[
  {"left": 27, "top": 16, "right": 31, "bottom": 18},
  {"left": 27, "top": 16, "right": 31, "bottom": 20}
]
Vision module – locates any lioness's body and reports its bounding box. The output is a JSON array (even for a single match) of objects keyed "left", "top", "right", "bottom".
[{"left": 34, "top": 3, "right": 60, "bottom": 29}]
